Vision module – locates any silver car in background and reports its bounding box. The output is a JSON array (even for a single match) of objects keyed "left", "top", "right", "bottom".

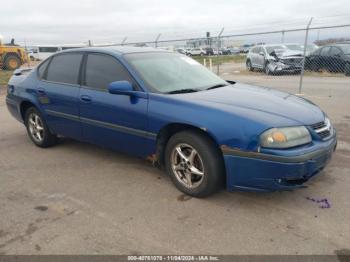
[{"left": 246, "top": 44, "right": 304, "bottom": 75}]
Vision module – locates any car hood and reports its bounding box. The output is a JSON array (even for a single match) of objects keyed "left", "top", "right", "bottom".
[
  {"left": 273, "top": 49, "right": 303, "bottom": 59},
  {"left": 177, "top": 83, "right": 324, "bottom": 126}
]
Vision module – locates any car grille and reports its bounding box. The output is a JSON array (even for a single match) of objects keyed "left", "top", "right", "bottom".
[
  {"left": 281, "top": 58, "right": 303, "bottom": 66},
  {"left": 310, "top": 120, "right": 332, "bottom": 140}
]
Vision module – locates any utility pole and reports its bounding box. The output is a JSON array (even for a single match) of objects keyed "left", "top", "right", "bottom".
[
  {"left": 24, "top": 39, "right": 31, "bottom": 68},
  {"left": 298, "top": 17, "right": 313, "bottom": 95},
  {"left": 155, "top": 34, "right": 161, "bottom": 48},
  {"left": 216, "top": 27, "right": 224, "bottom": 75}
]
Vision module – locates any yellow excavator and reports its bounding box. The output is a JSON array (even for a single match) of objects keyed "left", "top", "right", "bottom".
[{"left": 0, "top": 35, "right": 28, "bottom": 70}]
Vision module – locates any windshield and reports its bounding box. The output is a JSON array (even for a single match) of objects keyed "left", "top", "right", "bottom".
[
  {"left": 339, "top": 44, "right": 350, "bottom": 54},
  {"left": 285, "top": 44, "right": 303, "bottom": 51},
  {"left": 124, "top": 52, "right": 227, "bottom": 93},
  {"left": 265, "top": 45, "right": 286, "bottom": 54}
]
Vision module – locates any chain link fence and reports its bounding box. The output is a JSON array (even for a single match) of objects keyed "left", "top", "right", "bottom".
[
  {"left": 21, "top": 21, "right": 350, "bottom": 95},
  {"left": 84, "top": 22, "right": 349, "bottom": 95}
]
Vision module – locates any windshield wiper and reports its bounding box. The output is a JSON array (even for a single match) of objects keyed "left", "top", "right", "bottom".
[
  {"left": 166, "top": 88, "right": 199, "bottom": 94},
  {"left": 205, "top": 84, "right": 228, "bottom": 90}
]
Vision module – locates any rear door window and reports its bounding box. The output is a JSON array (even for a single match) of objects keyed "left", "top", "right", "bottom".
[
  {"left": 37, "top": 58, "right": 51, "bottom": 79},
  {"left": 320, "top": 47, "right": 331, "bottom": 56},
  {"left": 250, "top": 47, "right": 258, "bottom": 53},
  {"left": 329, "top": 47, "right": 342, "bottom": 56},
  {"left": 46, "top": 53, "right": 83, "bottom": 85},
  {"left": 84, "top": 53, "right": 135, "bottom": 90}
]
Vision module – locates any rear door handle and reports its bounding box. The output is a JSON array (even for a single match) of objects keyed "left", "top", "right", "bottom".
[
  {"left": 80, "top": 95, "right": 92, "bottom": 103},
  {"left": 37, "top": 88, "right": 46, "bottom": 95}
]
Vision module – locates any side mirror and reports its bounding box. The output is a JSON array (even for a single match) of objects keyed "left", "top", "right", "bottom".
[
  {"left": 108, "top": 81, "right": 133, "bottom": 95},
  {"left": 259, "top": 51, "right": 265, "bottom": 56}
]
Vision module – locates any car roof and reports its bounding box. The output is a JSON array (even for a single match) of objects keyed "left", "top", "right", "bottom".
[
  {"left": 323, "top": 43, "right": 350, "bottom": 47},
  {"left": 60, "top": 46, "right": 169, "bottom": 55},
  {"left": 262, "top": 44, "right": 286, "bottom": 47}
]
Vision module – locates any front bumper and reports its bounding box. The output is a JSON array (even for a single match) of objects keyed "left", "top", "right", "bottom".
[
  {"left": 222, "top": 136, "right": 337, "bottom": 192},
  {"left": 268, "top": 61, "right": 302, "bottom": 73}
]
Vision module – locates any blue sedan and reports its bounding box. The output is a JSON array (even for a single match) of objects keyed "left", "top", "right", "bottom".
[{"left": 6, "top": 47, "right": 337, "bottom": 197}]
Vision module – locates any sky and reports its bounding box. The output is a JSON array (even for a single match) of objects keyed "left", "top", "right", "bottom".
[{"left": 1, "top": 0, "right": 350, "bottom": 46}]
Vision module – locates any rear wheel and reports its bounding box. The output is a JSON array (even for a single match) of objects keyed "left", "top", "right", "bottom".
[
  {"left": 345, "top": 63, "right": 350, "bottom": 76},
  {"left": 165, "top": 130, "right": 224, "bottom": 197},
  {"left": 310, "top": 62, "right": 320, "bottom": 72},
  {"left": 4, "top": 55, "right": 21, "bottom": 70},
  {"left": 24, "top": 107, "right": 58, "bottom": 148}
]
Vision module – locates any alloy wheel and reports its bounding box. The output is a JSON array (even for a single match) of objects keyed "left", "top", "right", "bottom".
[
  {"left": 171, "top": 143, "right": 205, "bottom": 189},
  {"left": 28, "top": 112, "right": 45, "bottom": 143}
]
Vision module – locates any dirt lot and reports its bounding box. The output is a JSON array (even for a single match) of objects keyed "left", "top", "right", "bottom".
[{"left": 0, "top": 72, "right": 349, "bottom": 255}]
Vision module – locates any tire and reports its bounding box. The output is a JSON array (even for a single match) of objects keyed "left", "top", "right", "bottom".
[
  {"left": 345, "top": 63, "right": 350, "bottom": 76},
  {"left": 4, "top": 55, "right": 21, "bottom": 70},
  {"left": 246, "top": 60, "right": 253, "bottom": 71},
  {"left": 310, "top": 62, "right": 320, "bottom": 72},
  {"left": 200, "top": 53, "right": 205, "bottom": 56},
  {"left": 24, "top": 107, "right": 58, "bottom": 148},
  {"left": 264, "top": 62, "right": 273, "bottom": 75},
  {"left": 165, "top": 130, "right": 225, "bottom": 197}
]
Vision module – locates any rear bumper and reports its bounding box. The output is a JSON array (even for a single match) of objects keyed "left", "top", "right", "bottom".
[
  {"left": 222, "top": 136, "right": 337, "bottom": 192},
  {"left": 6, "top": 96, "right": 23, "bottom": 122}
]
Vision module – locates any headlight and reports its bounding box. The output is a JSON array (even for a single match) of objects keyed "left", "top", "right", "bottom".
[{"left": 260, "top": 126, "right": 311, "bottom": 149}]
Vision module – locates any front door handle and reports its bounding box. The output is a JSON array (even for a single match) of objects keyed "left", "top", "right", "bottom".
[{"left": 80, "top": 95, "right": 92, "bottom": 103}]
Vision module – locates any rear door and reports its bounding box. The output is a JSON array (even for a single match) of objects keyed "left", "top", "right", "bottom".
[
  {"left": 37, "top": 52, "right": 83, "bottom": 140},
  {"left": 249, "top": 47, "right": 259, "bottom": 67},
  {"left": 329, "top": 46, "right": 344, "bottom": 72},
  {"left": 319, "top": 46, "right": 331, "bottom": 70},
  {"left": 79, "top": 53, "right": 150, "bottom": 156},
  {"left": 255, "top": 46, "right": 265, "bottom": 68}
]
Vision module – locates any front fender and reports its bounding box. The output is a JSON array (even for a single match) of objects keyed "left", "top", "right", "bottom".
[{"left": 148, "top": 93, "right": 268, "bottom": 151}]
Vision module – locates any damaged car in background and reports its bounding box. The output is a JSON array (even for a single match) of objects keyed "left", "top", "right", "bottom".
[{"left": 246, "top": 44, "right": 304, "bottom": 75}]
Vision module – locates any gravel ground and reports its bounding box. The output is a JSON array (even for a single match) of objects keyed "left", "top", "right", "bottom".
[{"left": 0, "top": 73, "right": 349, "bottom": 255}]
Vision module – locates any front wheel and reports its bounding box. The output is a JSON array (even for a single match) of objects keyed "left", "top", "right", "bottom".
[
  {"left": 264, "top": 62, "right": 273, "bottom": 75},
  {"left": 165, "top": 130, "right": 225, "bottom": 197},
  {"left": 246, "top": 60, "right": 253, "bottom": 71},
  {"left": 25, "top": 107, "right": 58, "bottom": 148}
]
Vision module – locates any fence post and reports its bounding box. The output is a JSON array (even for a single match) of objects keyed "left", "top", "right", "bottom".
[
  {"left": 155, "top": 34, "right": 161, "bottom": 48},
  {"left": 216, "top": 27, "right": 224, "bottom": 75},
  {"left": 298, "top": 17, "right": 313, "bottom": 95},
  {"left": 121, "top": 37, "right": 127, "bottom": 46}
]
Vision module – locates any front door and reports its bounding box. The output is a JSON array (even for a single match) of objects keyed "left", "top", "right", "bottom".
[{"left": 79, "top": 53, "right": 151, "bottom": 157}]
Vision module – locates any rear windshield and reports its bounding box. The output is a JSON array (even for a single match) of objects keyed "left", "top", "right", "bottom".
[{"left": 339, "top": 44, "right": 350, "bottom": 54}]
